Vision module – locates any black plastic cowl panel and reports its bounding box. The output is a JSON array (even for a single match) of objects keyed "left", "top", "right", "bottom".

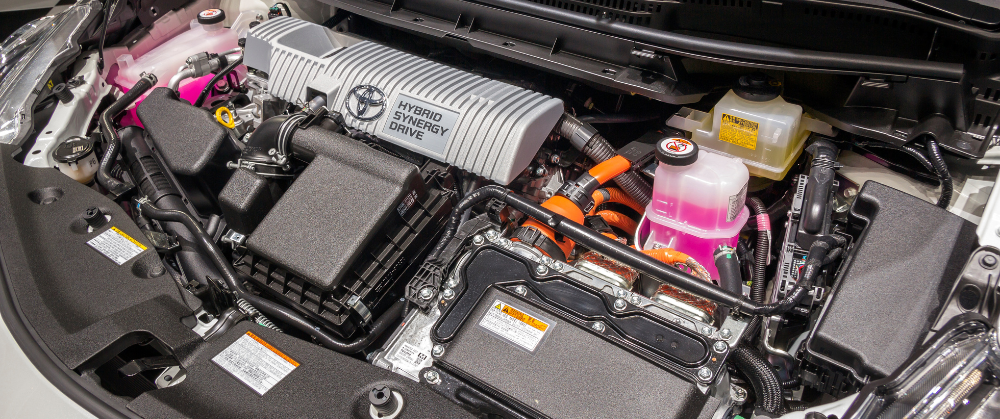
[{"left": 804, "top": 181, "right": 977, "bottom": 381}]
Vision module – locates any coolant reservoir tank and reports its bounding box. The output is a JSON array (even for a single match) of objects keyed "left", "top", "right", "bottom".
[
  {"left": 641, "top": 137, "right": 749, "bottom": 280},
  {"left": 688, "top": 74, "right": 807, "bottom": 179}
]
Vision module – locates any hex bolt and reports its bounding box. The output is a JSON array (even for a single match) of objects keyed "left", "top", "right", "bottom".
[
  {"left": 535, "top": 264, "right": 548, "bottom": 275},
  {"left": 719, "top": 328, "right": 732, "bottom": 339},
  {"left": 472, "top": 235, "right": 484, "bottom": 245},
  {"left": 485, "top": 230, "right": 498, "bottom": 240},
  {"left": 418, "top": 287, "right": 434, "bottom": 300},
  {"left": 730, "top": 385, "right": 748, "bottom": 404},
  {"left": 514, "top": 285, "right": 527, "bottom": 296},
  {"left": 432, "top": 344, "right": 445, "bottom": 358},
  {"left": 697, "top": 367, "right": 713, "bottom": 381},
  {"left": 591, "top": 322, "right": 605, "bottom": 332},
  {"left": 713, "top": 341, "right": 729, "bottom": 353},
  {"left": 444, "top": 277, "right": 459, "bottom": 289},
  {"left": 613, "top": 298, "right": 627, "bottom": 311},
  {"left": 424, "top": 370, "right": 441, "bottom": 385},
  {"left": 442, "top": 288, "right": 455, "bottom": 300},
  {"left": 552, "top": 261, "right": 564, "bottom": 271},
  {"left": 701, "top": 326, "right": 713, "bottom": 336},
  {"left": 629, "top": 294, "right": 641, "bottom": 305},
  {"left": 615, "top": 289, "right": 627, "bottom": 298}
]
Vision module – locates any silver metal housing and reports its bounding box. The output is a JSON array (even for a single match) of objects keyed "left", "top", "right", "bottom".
[{"left": 245, "top": 17, "right": 565, "bottom": 184}]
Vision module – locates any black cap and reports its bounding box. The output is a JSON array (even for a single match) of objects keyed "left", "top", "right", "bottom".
[
  {"left": 733, "top": 73, "right": 781, "bottom": 102},
  {"left": 52, "top": 136, "right": 94, "bottom": 163},
  {"left": 197, "top": 8, "right": 226, "bottom": 25},
  {"left": 655, "top": 137, "right": 699, "bottom": 166}
]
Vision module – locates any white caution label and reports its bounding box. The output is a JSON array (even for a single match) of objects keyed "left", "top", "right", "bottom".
[
  {"left": 87, "top": 226, "right": 147, "bottom": 265},
  {"left": 479, "top": 300, "right": 551, "bottom": 352},
  {"left": 213, "top": 331, "right": 300, "bottom": 395},
  {"left": 396, "top": 342, "right": 430, "bottom": 369}
]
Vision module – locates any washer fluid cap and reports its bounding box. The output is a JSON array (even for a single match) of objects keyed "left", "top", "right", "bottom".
[
  {"left": 656, "top": 137, "right": 699, "bottom": 166},
  {"left": 197, "top": 9, "right": 226, "bottom": 25},
  {"left": 734, "top": 73, "right": 782, "bottom": 102}
]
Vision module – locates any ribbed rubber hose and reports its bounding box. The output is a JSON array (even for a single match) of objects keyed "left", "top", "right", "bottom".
[
  {"left": 97, "top": 74, "right": 156, "bottom": 197},
  {"left": 135, "top": 200, "right": 403, "bottom": 353},
  {"left": 731, "top": 345, "right": 786, "bottom": 416},
  {"left": 559, "top": 115, "right": 653, "bottom": 207},
  {"left": 193, "top": 55, "right": 243, "bottom": 108},
  {"left": 748, "top": 197, "right": 769, "bottom": 304},
  {"left": 924, "top": 138, "right": 953, "bottom": 209}
]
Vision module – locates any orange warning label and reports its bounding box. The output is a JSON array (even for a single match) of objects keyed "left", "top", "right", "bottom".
[{"left": 499, "top": 304, "right": 549, "bottom": 332}]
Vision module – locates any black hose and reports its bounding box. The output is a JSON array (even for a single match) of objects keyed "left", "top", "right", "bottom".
[
  {"left": 713, "top": 246, "right": 744, "bottom": 296},
  {"left": 558, "top": 114, "right": 653, "bottom": 207},
  {"left": 97, "top": 73, "right": 156, "bottom": 197},
  {"left": 577, "top": 113, "right": 661, "bottom": 124},
  {"left": 135, "top": 199, "right": 403, "bottom": 353},
  {"left": 781, "top": 376, "right": 802, "bottom": 389},
  {"left": 924, "top": 138, "right": 953, "bottom": 209},
  {"left": 193, "top": 55, "right": 243, "bottom": 108},
  {"left": 747, "top": 197, "right": 769, "bottom": 305}
]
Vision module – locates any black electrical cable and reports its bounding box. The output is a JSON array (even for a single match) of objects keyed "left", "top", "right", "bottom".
[
  {"left": 577, "top": 113, "right": 661, "bottom": 124},
  {"left": 924, "top": 138, "right": 953, "bottom": 209},
  {"left": 730, "top": 345, "right": 786, "bottom": 416},
  {"left": 193, "top": 55, "right": 243, "bottom": 108},
  {"left": 749, "top": 235, "right": 844, "bottom": 316},
  {"left": 135, "top": 199, "right": 403, "bottom": 353},
  {"left": 747, "top": 197, "right": 769, "bottom": 305},
  {"left": 558, "top": 115, "right": 653, "bottom": 207},
  {"left": 96, "top": 73, "right": 156, "bottom": 197},
  {"left": 855, "top": 140, "right": 940, "bottom": 185}
]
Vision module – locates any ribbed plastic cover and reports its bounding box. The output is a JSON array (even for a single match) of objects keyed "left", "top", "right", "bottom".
[{"left": 245, "top": 17, "right": 564, "bottom": 184}]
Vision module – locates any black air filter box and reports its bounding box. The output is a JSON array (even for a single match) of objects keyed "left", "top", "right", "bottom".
[
  {"left": 802, "top": 181, "right": 976, "bottom": 393},
  {"left": 239, "top": 130, "right": 451, "bottom": 336}
]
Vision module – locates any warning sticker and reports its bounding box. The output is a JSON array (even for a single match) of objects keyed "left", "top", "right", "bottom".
[
  {"left": 479, "top": 300, "right": 551, "bottom": 352},
  {"left": 87, "top": 226, "right": 147, "bottom": 265},
  {"left": 396, "top": 342, "right": 430, "bottom": 369},
  {"left": 213, "top": 331, "right": 299, "bottom": 395},
  {"left": 728, "top": 182, "right": 748, "bottom": 222},
  {"left": 719, "top": 113, "right": 759, "bottom": 150}
]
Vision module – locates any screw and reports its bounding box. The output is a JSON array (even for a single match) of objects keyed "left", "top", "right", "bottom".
[
  {"left": 552, "top": 261, "right": 564, "bottom": 270},
  {"left": 713, "top": 341, "right": 729, "bottom": 353},
  {"left": 541, "top": 256, "right": 553, "bottom": 265},
  {"left": 432, "top": 344, "right": 445, "bottom": 357},
  {"left": 442, "top": 288, "right": 455, "bottom": 300},
  {"left": 591, "top": 322, "right": 605, "bottom": 332},
  {"left": 472, "top": 235, "right": 484, "bottom": 245},
  {"left": 535, "top": 264, "right": 548, "bottom": 275},
  {"left": 485, "top": 230, "right": 498, "bottom": 240},
  {"left": 701, "top": 326, "right": 713, "bottom": 336},
  {"left": 514, "top": 285, "right": 527, "bottom": 296},
  {"left": 982, "top": 254, "right": 998, "bottom": 269},
  {"left": 629, "top": 294, "right": 641, "bottom": 305},
  {"left": 616, "top": 289, "right": 627, "bottom": 298},
  {"left": 424, "top": 370, "right": 441, "bottom": 385},
  {"left": 534, "top": 167, "right": 546, "bottom": 177},
  {"left": 720, "top": 328, "right": 732, "bottom": 339},
  {"left": 444, "top": 277, "right": 459, "bottom": 289},
  {"left": 697, "top": 367, "right": 713, "bottom": 381},
  {"left": 419, "top": 287, "right": 434, "bottom": 300},
  {"left": 613, "top": 298, "right": 627, "bottom": 311},
  {"left": 843, "top": 187, "right": 858, "bottom": 198},
  {"left": 730, "top": 385, "right": 748, "bottom": 404}
]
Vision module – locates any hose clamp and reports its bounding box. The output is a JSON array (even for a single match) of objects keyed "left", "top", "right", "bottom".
[{"left": 512, "top": 227, "right": 566, "bottom": 261}]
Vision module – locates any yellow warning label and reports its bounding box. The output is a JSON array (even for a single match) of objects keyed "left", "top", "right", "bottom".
[
  {"left": 499, "top": 303, "right": 548, "bottom": 332},
  {"left": 719, "top": 113, "right": 759, "bottom": 150},
  {"left": 111, "top": 226, "right": 147, "bottom": 251}
]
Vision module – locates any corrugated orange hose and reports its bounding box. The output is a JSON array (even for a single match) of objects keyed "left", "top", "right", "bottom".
[
  {"left": 596, "top": 210, "right": 638, "bottom": 234},
  {"left": 589, "top": 187, "right": 645, "bottom": 215}
]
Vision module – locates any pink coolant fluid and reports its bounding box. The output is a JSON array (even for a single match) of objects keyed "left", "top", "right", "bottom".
[{"left": 641, "top": 137, "right": 749, "bottom": 280}]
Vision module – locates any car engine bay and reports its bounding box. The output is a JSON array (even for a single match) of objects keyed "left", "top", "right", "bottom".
[{"left": 3, "top": 0, "right": 1000, "bottom": 417}]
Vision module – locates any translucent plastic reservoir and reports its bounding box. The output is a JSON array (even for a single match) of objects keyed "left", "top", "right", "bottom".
[
  {"left": 642, "top": 140, "right": 749, "bottom": 280},
  {"left": 115, "top": 19, "right": 238, "bottom": 90}
]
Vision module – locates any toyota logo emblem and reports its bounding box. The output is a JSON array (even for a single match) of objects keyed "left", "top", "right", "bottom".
[{"left": 345, "top": 85, "right": 386, "bottom": 122}]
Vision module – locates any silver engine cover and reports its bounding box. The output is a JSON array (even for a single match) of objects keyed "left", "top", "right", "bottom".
[{"left": 245, "top": 17, "right": 564, "bottom": 184}]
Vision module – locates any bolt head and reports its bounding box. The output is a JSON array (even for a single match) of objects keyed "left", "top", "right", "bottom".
[
  {"left": 730, "top": 385, "right": 748, "bottom": 403},
  {"left": 535, "top": 264, "right": 548, "bottom": 275},
  {"left": 424, "top": 370, "right": 441, "bottom": 384},
  {"left": 697, "top": 367, "right": 713, "bottom": 381},
  {"left": 514, "top": 285, "right": 527, "bottom": 296},
  {"left": 432, "top": 345, "right": 445, "bottom": 357},
  {"left": 485, "top": 230, "right": 498, "bottom": 240},
  {"left": 552, "top": 261, "right": 564, "bottom": 270},
  {"left": 534, "top": 167, "right": 546, "bottom": 177},
  {"left": 719, "top": 328, "right": 732, "bottom": 339},
  {"left": 616, "top": 289, "right": 627, "bottom": 298},
  {"left": 591, "top": 322, "right": 605, "bottom": 332},
  {"left": 444, "top": 277, "right": 459, "bottom": 289},
  {"left": 442, "top": 288, "right": 455, "bottom": 300},
  {"left": 982, "top": 254, "right": 998, "bottom": 269},
  {"left": 418, "top": 287, "right": 434, "bottom": 300},
  {"left": 472, "top": 235, "right": 484, "bottom": 245},
  {"left": 701, "top": 326, "right": 713, "bottom": 336},
  {"left": 713, "top": 341, "right": 729, "bottom": 353},
  {"left": 629, "top": 294, "right": 641, "bottom": 305},
  {"left": 613, "top": 298, "right": 627, "bottom": 311}
]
